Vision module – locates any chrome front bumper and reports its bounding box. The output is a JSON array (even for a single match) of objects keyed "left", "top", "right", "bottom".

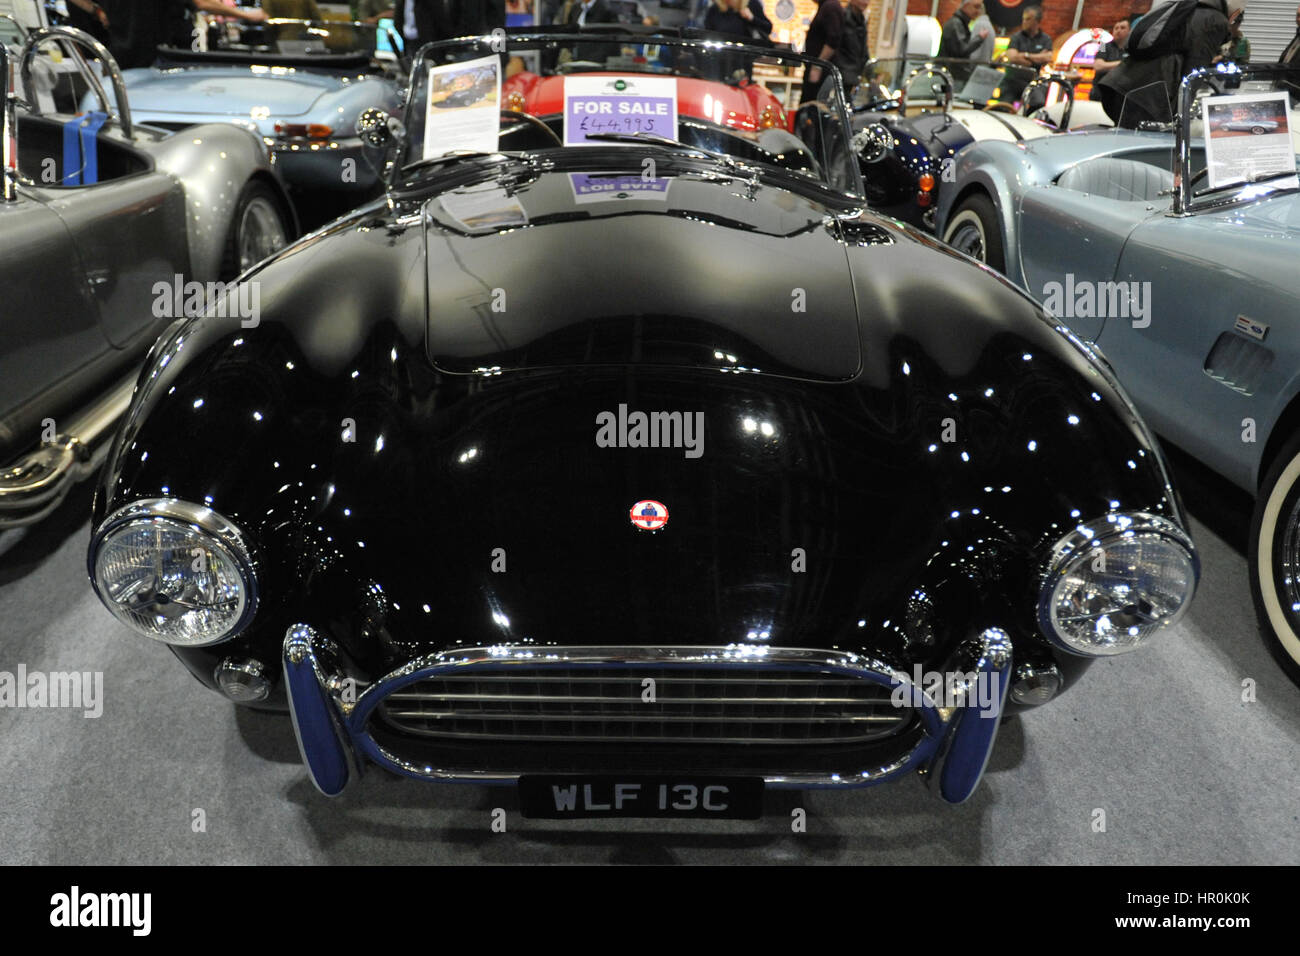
[{"left": 282, "top": 625, "right": 1013, "bottom": 805}]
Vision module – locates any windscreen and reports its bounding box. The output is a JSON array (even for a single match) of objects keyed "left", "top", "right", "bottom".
[
  {"left": 183, "top": 18, "right": 379, "bottom": 60},
  {"left": 857, "top": 57, "right": 1036, "bottom": 111},
  {"left": 399, "top": 30, "right": 864, "bottom": 197}
]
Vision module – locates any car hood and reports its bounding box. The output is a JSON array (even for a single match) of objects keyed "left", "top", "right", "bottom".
[
  {"left": 119, "top": 66, "right": 350, "bottom": 118},
  {"left": 102, "top": 169, "right": 1181, "bottom": 692},
  {"left": 422, "top": 164, "right": 864, "bottom": 382}
]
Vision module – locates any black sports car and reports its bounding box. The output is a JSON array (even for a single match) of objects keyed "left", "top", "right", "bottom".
[{"left": 87, "top": 31, "right": 1197, "bottom": 817}]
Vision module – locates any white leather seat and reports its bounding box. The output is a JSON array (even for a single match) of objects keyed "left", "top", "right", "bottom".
[{"left": 1056, "top": 157, "right": 1174, "bottom": 202}]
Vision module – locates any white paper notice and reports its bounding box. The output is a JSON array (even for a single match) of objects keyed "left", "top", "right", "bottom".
[
  {"left": 422, "top": 54, "right": 502, "bottom": 160},
  {"left": 1202, "top": 91, "right": 1299, "bottom": 191}
]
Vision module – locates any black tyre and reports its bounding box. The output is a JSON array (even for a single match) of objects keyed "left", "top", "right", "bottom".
[
  {"left": 942, "top": 192, "right": 1006, "bottom": 273},
  {"left": 1248, "top": 430, "right": 1300, "bottom": 687},
  {"left": 219, "top": 180, "right": 292, "bottom": 281}
]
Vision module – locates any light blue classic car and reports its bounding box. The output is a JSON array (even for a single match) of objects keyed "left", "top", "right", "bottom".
[
  {"left": 935, "top": 64, "right": 1300, "bottom": 686},
  {"left": 97, "top": 19, "right": 403, "bottom": 197}
]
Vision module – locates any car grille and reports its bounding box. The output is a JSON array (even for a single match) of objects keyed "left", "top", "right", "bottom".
[{"left": 375, "top": 665, "right": 910, "bottom": 745}]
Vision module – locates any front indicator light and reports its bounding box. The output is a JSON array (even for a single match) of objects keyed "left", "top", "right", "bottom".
[
  {"left": 216, "top": 658, "right": 271, "bottom": 702},
  {"left": 1010, "top": 662, "right": 1062, "bottom": 705},
  {"left": 90, "top": 499, "right": 257, "bottom": 647},
  {"left": 1038, "top": 513, "right": 1197, "bottom": 656}
]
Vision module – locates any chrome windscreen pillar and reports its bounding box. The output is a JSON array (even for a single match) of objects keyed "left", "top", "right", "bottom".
[{"left": 283, "top": 624, "right": 353, "bottom": 796}]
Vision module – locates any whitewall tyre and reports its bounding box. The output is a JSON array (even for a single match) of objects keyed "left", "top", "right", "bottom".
[
  {"left": 1249, "top": 432, "right": 1300, "bottom": 686},
  {"left": 942, "top": 193, "right": 1005, "bottom": 273}
]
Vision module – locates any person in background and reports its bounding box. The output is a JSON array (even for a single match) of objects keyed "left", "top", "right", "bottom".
[
  {"left": 969, "top": 9, "right": 995, "bottom": 60},
  {"left": 66, "top": 0, "right": 110, "bottom": 44},
  {"left": 191, "top": 0, "right": 268, "bottom": 21},
  {"left": 396, "top": 0, "right": 459, "bottom": 54},
  {"left": 1003, "top": 6, "right": 1052, "bottom": 67},
  {"left": 1282, "top": 3, "right": 1300, "bottom": 98},
  {"left": 1095, "top": 0, "right": 1240, "bottom": 128},
  {"left": 1283, "top": 2, "right": 1300, "bottom": 64},
  {"left": 703, "top": 0, "right": 772, "bottom": 42},
  {"left": 834, "top": 0, "right": 870, "bottom": 92},
  {"left": 801, "top": 0, "right": 845, "bottom": 101},
  {"left": 1090, "top": 14, "right": 1130, "bottom": 98},
  {"left": 355, "top": 0, "right": 396, "bottom": 20},
  {"left": 1219, "top": 7, "right": 1249, "bottom": 62},
  {"left": 938, "top": 0, "right": 990, "bottom": 60},
  {"left": 567, "top": 0, "right": 617, "bottom": 25},
  {"left": 260, "top": 0, "right": 322, "bottom": 16}
]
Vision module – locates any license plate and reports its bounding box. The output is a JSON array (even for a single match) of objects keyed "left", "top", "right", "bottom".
[{"left": 518, "top": 774, "right": 764, "bottom": 819}]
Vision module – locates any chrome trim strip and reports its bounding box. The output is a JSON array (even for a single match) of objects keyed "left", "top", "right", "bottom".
[
  {"left": 87, "top": 497, "right": 260, "bottom": 644},
  {"left": 344, "top": 645, "right": 950, "bottom": 788}
]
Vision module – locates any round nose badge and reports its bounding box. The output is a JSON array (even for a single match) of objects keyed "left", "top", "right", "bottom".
[{"left": 629, "top": 499, "right": 669, "bottom": 531}]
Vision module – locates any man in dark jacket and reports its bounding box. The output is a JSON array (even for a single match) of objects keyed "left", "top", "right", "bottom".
[
  {"left": 1095, "top": 0, "right": 1239, "bottom": 128},
  {"left": 938, "top": 0, "right": 990, "bottom": 59},
  {"left": 395, "top": 0, "right": 460, "bottom": 55},
  {"left": 801, "top": 0, "right": 845, "bottom": 102},
  {"left": 834, "top": 0, "right": 870, "bottom": 92}
]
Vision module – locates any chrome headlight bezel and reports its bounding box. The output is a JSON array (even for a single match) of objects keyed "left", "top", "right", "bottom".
[
  {"left": 88, "top": 498, "right": 259, "bottom": 647},
  {"left": 1037, "top": 512, "right": 1198, "bottom": 657}
]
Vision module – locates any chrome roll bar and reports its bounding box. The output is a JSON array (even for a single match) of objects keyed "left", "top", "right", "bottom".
[
  {"left": 19, "top": 25, "right": 132, "bottom": 140},
  {"left": 899, "top": 63, "right": 954, "bottom": 115}
]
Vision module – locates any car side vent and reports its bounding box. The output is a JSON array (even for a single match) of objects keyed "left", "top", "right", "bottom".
[{"left": 1203, "top": 332, "right": 1273, "bottom": 396}]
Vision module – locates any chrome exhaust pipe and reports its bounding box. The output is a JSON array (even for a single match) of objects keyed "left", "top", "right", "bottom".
[{"left": 0, "top": 370, "right": 136, "bottom": 528}]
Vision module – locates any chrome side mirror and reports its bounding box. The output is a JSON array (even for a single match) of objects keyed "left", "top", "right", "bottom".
[
  {"left": 356, "top": 107, "right": 405, "bottom": 148},
  {"left": 851, "top": 123, "right": 893, "bottom": 164}
]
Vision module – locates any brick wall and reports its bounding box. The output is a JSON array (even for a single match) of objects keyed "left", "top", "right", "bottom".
[{"left": 907, "top": 0, "right": 1153, "bottom": 43}]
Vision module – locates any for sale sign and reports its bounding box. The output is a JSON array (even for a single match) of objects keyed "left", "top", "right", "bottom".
[{"left": 563, "top": 75, "right": 678, "bottom": 146}]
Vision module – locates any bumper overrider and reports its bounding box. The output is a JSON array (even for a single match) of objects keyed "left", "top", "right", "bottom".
[{"left": 282, "top": 627, "right": 1014, "bottom": 805}]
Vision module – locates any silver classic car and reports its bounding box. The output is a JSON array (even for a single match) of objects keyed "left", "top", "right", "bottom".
[
  {"left": 0, "top": 27, "right": 294, "bottom": 527},
  {"left": 106, "top": 19, "right": 404, "bottom": 198},
  {"left": 935, "top": 64, "right": 1300, "bottom": 686}
]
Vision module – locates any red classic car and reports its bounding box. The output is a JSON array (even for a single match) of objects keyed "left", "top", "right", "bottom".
[{"left": 503, "top": 68, "right": 789, "bottom": 134}]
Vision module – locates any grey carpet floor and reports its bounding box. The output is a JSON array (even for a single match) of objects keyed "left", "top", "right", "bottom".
[{"left": 1, "top": 474, "right": 1297, "bottom": 865}]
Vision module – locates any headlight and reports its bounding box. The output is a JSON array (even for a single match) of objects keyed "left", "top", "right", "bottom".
[
  {"left": 89, "top": 499, "right": 257, "bottom": 646},
  {"left": 1038, "top": 513, "right": 1197, "bottom": 656}
]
